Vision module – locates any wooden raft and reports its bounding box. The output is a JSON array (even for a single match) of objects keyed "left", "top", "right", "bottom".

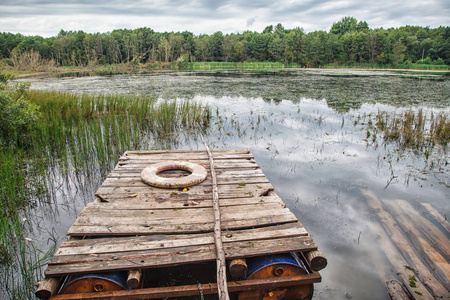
[{"left": 42, "top": 150, "right": 323, "bottom": 298}]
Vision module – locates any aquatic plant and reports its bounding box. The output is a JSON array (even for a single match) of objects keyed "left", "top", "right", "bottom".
[{"left": 373, "top": 109, "right": 449, "bottom": 150}]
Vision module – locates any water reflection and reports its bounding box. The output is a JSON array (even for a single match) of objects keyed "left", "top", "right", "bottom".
[{"left": 20, "top": 70, "right": 449, "bottom": 299}]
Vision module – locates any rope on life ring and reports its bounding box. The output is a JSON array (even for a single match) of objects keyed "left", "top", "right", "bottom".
[{"left": 141, "top": 161, "right": 207, "bottom": 188}]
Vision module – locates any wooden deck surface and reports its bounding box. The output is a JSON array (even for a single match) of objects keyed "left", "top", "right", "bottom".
[{"left": 45, "top": 150, "right": 318, "bottom": 277}]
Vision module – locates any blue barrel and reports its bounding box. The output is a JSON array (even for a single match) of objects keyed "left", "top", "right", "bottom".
[
  {"left": 246, "top": 253, "right": 308, "bottom": 277},
  {"left": 59, "top": 271, "right": 130, "bottom": 295},
  {"left": 240, "top": 253, "right": 313, "bottom": 300}
]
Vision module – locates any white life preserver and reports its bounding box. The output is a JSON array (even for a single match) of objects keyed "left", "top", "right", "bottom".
[{"left": 141, "top": 161, "right": 207, "bottom": 188}]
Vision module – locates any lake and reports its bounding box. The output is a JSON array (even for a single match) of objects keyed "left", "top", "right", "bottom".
[{"left": 19, "top": 69, "right": 449, "bottom": 299}]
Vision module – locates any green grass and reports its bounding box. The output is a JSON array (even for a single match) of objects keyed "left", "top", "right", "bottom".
[
  {"left": 186, "top": 61, "right": 302, "bottom": 70},
  {"left": 323, "top": 62, "right": 450, "bottom": 71},
  {"left": 0, "top": 89, "right": 210, "bottom": 299}
]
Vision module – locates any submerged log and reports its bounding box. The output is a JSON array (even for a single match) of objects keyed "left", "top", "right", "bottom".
[
  {"left": 420, "top": 202, "right": 450, "bottom": 234},
  {"left": 386, "top": 280, "right": 411, "bottom": 300},
  {"left": 390, "top": 200, "right": 450, "bottom": 291},
  {"left": 362, "top": 190, "right": 438, "bottom": 299}
]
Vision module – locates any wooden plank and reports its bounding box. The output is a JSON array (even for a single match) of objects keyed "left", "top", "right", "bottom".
[
  {"left": 121, "top": 152, "right": 254, "bottom": 161},
  {"left": 124, "top": 149, "right": 250, "bottom": 155},
  {"left": 71, "top": 203, "right": 291, "bottom": 226},
  {"left": 116, "top": 160, "right": 259, "bottom": 170},
  {"left": 118, "top": 156, "right": 254, "bottom": 163},
  {"left": 49, "top": 273, "right": 321, "bottom": 300},
  {"left": 99, "top": 176, "right": 270, "bottom": 188},
  {"left": 45, "top": 236, "right": 317, "bottom": 276},
  {"left": 108, "top": 168, "right": 267, "bottom": 178},
  {"left": 83, "top": 195, "right": 286, "bottom": 209},
  {"left": 67, "top": 214, "right": 298, "bottom": 236},
  {"left": 57, "top": 223, "right": 308, "bottom": 256},
  {"left": 95, "top": 182, "right": 274, "bottom": 202}
]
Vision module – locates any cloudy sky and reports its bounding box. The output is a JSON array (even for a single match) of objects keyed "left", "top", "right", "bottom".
[{"left": 1, "top": 0, "right": 449, "bottom": 37}]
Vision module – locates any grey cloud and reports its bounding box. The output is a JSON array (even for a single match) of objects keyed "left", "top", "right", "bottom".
[{"left": 247, "top": 17, "right": 256, "bottom": 27}]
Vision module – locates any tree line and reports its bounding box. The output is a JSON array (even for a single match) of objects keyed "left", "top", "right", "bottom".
[{"left": 1, "top": 17, "right": 449, "bottom": 69}]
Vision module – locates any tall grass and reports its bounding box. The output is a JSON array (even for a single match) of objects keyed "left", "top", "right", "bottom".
[
  {"left": 0, "top": 90, "right": 210, "bottom": 299},
  {"left": 362, "top": 109, "right": 450, "bottom": 158}
]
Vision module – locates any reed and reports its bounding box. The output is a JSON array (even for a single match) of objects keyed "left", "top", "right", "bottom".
[
  {"left": 0, "top": 88, "right": 210, "bottom": 299},
  {"left": 367, "top": 109, "right": 449, "bottom": 153}
]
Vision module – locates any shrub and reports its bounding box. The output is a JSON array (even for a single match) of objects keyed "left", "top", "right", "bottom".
[{"left": 0, "top": 71, "right": 41, "bottom": 147}]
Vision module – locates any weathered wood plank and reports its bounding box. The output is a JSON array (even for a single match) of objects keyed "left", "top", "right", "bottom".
[
  {"left": 107, "top": 168, "right": 267, "bottom": 178},
  {"left": 124, "top": 149, "right": 250, "bottom": 155},
  {"left": 57, "top": 223, "right": 308, "bottom": 256},
  {"left": 84, "top": 194, "right": 285, "bottom": 209},
  {"left": 67, "top": 214, "right": 298, "bottom": 236},
  {"left": 45, "top": 236, "right": 317, "bottom": 276},
  {"left": 98, "top": 182, "right": 274, "bottom": 195},
  {"left": 49, "top": 273, "right": 321, "bottom": 300},
  {"left": 95, "top": 182, "right": 274, "bottom": 202},
  {"left": 71, "top": 203, "right": 293, "bottom": 227},
  {"left": 121, "top": 152, "right": 254, "bottom": 161},
  {"left": 100, "top": 176, "right": 270, "bottom": 188},
  {"left": 116, "top": 160, "right": 259, "bottom": 170},
  {"left": 81, "top": 193, "right": 286, "bottom": 210}
]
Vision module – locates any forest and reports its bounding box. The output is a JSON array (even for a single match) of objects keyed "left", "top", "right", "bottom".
[{"left": 1, "top": 16, "right": 449, "bottom": 70}]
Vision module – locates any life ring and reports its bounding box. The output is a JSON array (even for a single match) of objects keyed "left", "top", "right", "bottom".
[{"left": 141, "top": 161, "right": 207, "bottom": 188}]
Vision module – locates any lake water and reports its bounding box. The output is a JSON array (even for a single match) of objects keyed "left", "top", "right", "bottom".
[{"left": 20, "top": 69, "right": 449, "bottom": 299}]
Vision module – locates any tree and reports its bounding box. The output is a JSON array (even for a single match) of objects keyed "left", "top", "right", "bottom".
[
  {"left": 330, "top": 16, "right": 358, "bottom": 36},
  {"left": 158, "top": 36, "right": 171, "bottom": 63},
  {"left": 263, "top": 25, "right": 273, "bottom": 34},
  {"left": 366, "top": 32, "right": 379, "bottom": 64},
  {"left": 340, "top": 31, "right": 367, "bottom": 63},
  {"left": 211, "top": 31, "right": 224, "bottom": 61},
  {"left": 286, "top": 28, "right": 306, "bottom": 65},
  {"left": 392, "top": 40, "right": 407, "bottom": 65},
  {"left": 268, "top": 36, "right": 284, "bottom": 62},
  {"left": 274, "top": 23, "right": 285, "bottom": 36},
  {"left": 0, "top": 33, "right": 24, "bottom": 59},
  {"left": 223, "top": 34, "right": 236, "bottom": 62},
  {"left": 194, "top": 35, "right": 212, "bottom": 61}
]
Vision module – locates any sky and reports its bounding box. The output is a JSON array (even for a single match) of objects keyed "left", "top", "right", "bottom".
[{"left": 0, "top": 0, "right": 449, "bottom": 37}]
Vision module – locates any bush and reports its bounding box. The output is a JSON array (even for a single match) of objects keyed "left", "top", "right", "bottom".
[{"left": 0, "top": 71, "right": 41, "bottom": 147}]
